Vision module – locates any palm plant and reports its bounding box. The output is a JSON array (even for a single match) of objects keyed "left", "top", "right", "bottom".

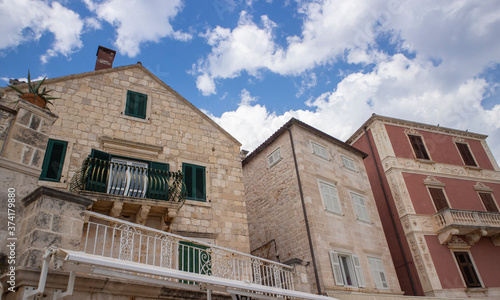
[{"left": 8, "top": 70, "right": 58, "bottom": 110}]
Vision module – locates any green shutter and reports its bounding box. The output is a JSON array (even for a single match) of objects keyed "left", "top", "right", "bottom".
[
  {"left": 182, "top": 163, "right": 206, "bottom": 201},
  {"left": 40, "top": 139, "right": 68, "bottom": 182},
  {"left": 125, "top": 91, "right": 147, "bottom": 119},
  {"left": 86, "top": 149, "right": 111, "bottom": 193},
  {"left": 147, "top": 161, "right": 169, "bottom": 200}
]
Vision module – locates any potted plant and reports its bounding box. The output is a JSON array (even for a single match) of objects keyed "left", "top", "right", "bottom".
[{"left": 8, "top": 70, "right": 58, "bottom": 110}]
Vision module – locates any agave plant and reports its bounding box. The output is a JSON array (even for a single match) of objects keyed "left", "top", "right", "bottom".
[{"left": 8, "top": 70, "right": 58, "bottom": 109}]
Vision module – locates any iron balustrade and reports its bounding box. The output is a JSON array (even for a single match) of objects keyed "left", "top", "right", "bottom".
[
  {"left": 82, "top": 211, "right": 295, "bottom": 292},
  {"left": 70, "top": 157, "right": 186, "bottom": 203}
]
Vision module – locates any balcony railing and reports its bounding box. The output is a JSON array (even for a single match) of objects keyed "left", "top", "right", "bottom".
[
  {"left": 70, "top": 157, "right": 185, "bottom": 203},
  {"left": 82, "top": 211, "right": 295, "bottom": 292},
  {"left": 434, "top": 208, "right": 500, "bottom": 231}
]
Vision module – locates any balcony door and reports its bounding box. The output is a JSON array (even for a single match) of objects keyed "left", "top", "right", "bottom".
[{"left": 107, "top": 158, "right": 148, "bottom": 197}]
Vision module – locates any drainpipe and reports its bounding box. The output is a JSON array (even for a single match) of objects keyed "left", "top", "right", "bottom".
[
  {"left": 288, "top": 128, "right": 322, "bottom": 295},
  {"left": 363, "top": 126, "right": 417, "bottom": 295}
]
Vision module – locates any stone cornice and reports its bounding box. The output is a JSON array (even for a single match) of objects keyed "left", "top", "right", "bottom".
[{"left": 22, "top": 186, "right": 95, "bottom": 208}]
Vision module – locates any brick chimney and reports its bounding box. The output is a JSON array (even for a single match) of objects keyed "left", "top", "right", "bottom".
[{"left": 95, "top": 46, "right": 116, "bottom": 71}]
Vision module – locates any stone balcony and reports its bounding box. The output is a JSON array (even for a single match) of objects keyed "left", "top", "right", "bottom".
[
  {"left": 70, "top": 157, "right": 186, "bottom": 230},
  {"left": 434, "top": 208, "right": 500, "bottom": 246}
]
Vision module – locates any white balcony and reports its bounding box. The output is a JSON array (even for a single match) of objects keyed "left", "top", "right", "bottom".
[{"left": 434, "top": 208, "right": 500, "bottom": 245}]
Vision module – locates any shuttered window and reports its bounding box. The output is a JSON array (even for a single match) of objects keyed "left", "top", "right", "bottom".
[
  {"left": 312, "top": 142, "right": 328, "bottom": 159},
  {"left": 320, "top": 181, "right": 341, "bottom": 214},
  {"left": 329, "top": 251, "right": 365, "bottom": 287},
  {"left": 428, "top": 187, "right": 449, "bottom": 211},
  {"left": 408, "top": 135, "right": 430, "bottom": 160},
  {"left": 351, "top": 193, "right": 370, "bottom": 222},
  {"left": 183, "top": 163, "right": 206, "bottom": 201},
  {"left": 125, "top": 90, "right": 147, "bottom": 119},
  {"left": 40, "top": 139, "right": 68, "bottom": 182},
  {"left": 267, "top": 148, "right": 281, "bottom": 167},
  {"left": 454, "top": 252, "right": 481, "bottom": 288},
  {"left": 342, "top": 156, "right": 357, "bottom": 171},
  {"left": 456, "top": 143, "right": 477, "bottom": 167},
  {"left": 479, "top": 193, "right": 499, "bottom": 212},
  {"left": 369, "top": 257, "right": 389, "bottom": 289}
]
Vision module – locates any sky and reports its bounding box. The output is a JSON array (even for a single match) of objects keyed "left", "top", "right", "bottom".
[{"left": 1, "top": 0, "right": 500, "bottom": 162}]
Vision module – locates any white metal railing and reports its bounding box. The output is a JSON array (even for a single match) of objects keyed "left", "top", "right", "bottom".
[
  {"left": 82, "top": 211, "right": 295, "bottom": 291},
  {"left": 434, "top": 208, "right": 500, "bottom": 230}
]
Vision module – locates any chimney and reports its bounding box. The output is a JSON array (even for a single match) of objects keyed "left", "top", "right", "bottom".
[{"left": 95, "top": 46, "right": 116, "bottom": 71}]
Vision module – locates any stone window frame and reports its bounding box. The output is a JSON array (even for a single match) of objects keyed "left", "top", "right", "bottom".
[
  {"left": 368, "top": 256, "right": 389, "bottom": 290},
  {"left": 311, "top": 141, "right": 328, "bottom": 160},
  {"left": 329, "top": 250, "right": 365, "bottom": 288},
  {"left": 453, "top": 137, "right": 479, "bottom": 168},
  {"left": 451, "top": 250, "right": 483, "bottom": 288},
  {"left": 121, "top": 89, "right": 152, "bottom": 123},
  {"left": 267, "top": 147, "right": 282, "bottom": 168},
  {"left": 341, "top": 155, "right": 357, "bottom": 172},
  {"left": 423, "top": 176, "right": 451, "bottom": 212},
  {"left": 405, "top": 128, "right": 433, "bottom": 162}
]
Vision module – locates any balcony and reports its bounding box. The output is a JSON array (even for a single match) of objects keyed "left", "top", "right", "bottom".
[
  {"left": 70, "top": 157, "right": 186, "bottom": 229},
  {"left": 26, "top": 211, "right": 334, "bottom": 300},
  {"left": 434, "top": 208, "right": 500, "bottom": 245}
]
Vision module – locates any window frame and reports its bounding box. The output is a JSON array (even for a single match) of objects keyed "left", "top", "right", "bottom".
[
  {"left": 455, "top": 142, "right": 478, "bottom": 167},
  {"left": 39, "top": 139, "right": 68, "bottom": 182},
  {"left": 407, "top": 134, "right": 431, "bottom": 160},
  {"left": 341, "top": 155, "right": 357, "bottom": 172},
  {"left": 318, "top": 180, "right": 342, "bottom": 214},
  {"left": 427, "top": 187, "right": 450, "bottom": 212},
  {"left": 350, "top": 192, "right": 370, "bottom": 223},
  {"left": 329, "top": 251, "right": 365, "bottom": 288},
  {"left": 124, "top": 90, "right": 148, "bottom": 120},
  {"left": 182, "top": 163, "right": 206, "bottom": 202},
  {"left": 267, "top": 148, "right": 282, "bottom": 168},
  {"left": 453, "top": 251, "right": 482, "bottom": 288},
  {"left": 478, "top": 192, "right": 499, "bottom": 212},
  {"left": 311, "top": 141, "right": 328, "bottom": 160},
  {"left": 368, "top": 257, "right": 389, "bottom": 290}
]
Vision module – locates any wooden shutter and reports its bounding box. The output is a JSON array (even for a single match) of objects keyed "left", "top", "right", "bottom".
[
  {"left": 329, "top": 251, "right": 344, "bottom": 286},
  {"left": 86, "top": 149, "right": 111, "bottom": 193},
  {"left": 479, "top": 193, "right": 499, "bottom": 212},
  {"left": 352, "top": 193, "right": 369, "bottom": 222},
  {"left": 40, "top": 139, "right": 68, "bottom": 181},
  {"left": 125, "top": 91, "right": 147, "bottom": 119},
  {"left": 183, "top": 163, "right": 206, "bottom": 201},
  {"left": 369, "top": 257, "right": 388, "bottom": 289},
  {"left": 352, "top": 255, "right": 366, "bottom": 288},
  {"left": 456, "top": 143, "right": 477, "bottom": 167},
  {"left": 428, "top": 187, "right": 449, "bottom": 211},
  {"left": 321, "top": 182, "right": 340, "bottom": 213},
  {"left": 454, "top": 252, "right": 481, "bottom": 288},
  {"left": 409, "top": 135, "right": 430, "bottom": 160},
  {"left": 147, "top": 161, "right": 169, "bottom": 200}
]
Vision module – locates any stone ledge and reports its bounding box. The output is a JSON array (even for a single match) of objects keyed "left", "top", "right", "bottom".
[{"left": 22, "top": 186, "right": 95, "bottom": 208}]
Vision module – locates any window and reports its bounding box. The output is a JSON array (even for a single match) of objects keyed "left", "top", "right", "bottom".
[
  {"left": 125, "top": 90, "right": 147, "bottom": 119},
  {"left": 408, "top": 135, "right": 430, "bottom": 160},
  {"left": 86, "top": 149, "right": 169, "bottom": 200},
  {"left": 342, "top": 156, "right": 357, "bottom": 171},
  {"left": 40, "top": 139, "right": 68, "bottom": 182},
  {"left": 428, "top": 187, "right": 450, "bottom": 211},
  {"left": 478, "top": 193, "right": 499, "bottom": 212},
  {"left": 312, "top": 142, "right": 328, "bottom": 159},
  {"left": 351, "top": 193, "right": 370, "bottom": 222},
  {"left": 178, "top": 241, "right": 211, "bottom": 284},
  {"left": 329, "top": 251, "right": 365, "bottom": 287},
  {"left": 183, "top": 163, "right": 206, "bottom": 202},
  {"left": 456, "top": 143, "right": 477, "bottom": 167},
  {"left": 368, "top": 257, "right": 388, "bottom": 289},
  {"left": 267, "top": 148, "right": 281, "bottom": 167},
  {"left": 319, "top": 181, "right": 341, "bottom": 214},
  {"left": 454, "top": 252, "right": 481, "bottom": 288}
]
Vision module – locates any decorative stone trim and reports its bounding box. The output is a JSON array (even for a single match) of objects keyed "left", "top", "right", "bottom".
[
  {"left": 452, "top": 137, "right": 466, "bottom": 144},
  {"left": 100, "top": 136, "right": 163, "bottom": 161},
  {"left": 473, "top": 182, "right": 493, "bottom": 192},
  {"left": 465, "top": 229, "right": 487, "bottom": 246},
  {"left": 437, "top": 228, "right": 459, "bottom": 244},
  {"left": 404, "top": 128, "right": 420, "bottom": 136},
  {"left": 447, "top": 236, "right": 470, "bottom": 250},
  {"left": 423, "top": 176, "right": 445, "bottom": 187}
]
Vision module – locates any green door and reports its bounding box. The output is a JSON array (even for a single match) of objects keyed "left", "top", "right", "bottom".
[{"left": 178, "top": 241, "right": 211, "bottom": 284}]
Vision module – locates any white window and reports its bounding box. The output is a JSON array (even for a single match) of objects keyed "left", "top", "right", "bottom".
[
  {"left": 368, "top": 257, "right": 388, "bottom": 289},
  {"left": 351, "top": 192, "right": 370, "bottom": 222},
  {"left": 312, "top": 142, "right": 328, "bottom": 159},
  {"left": 267, "top": 148, "right": 281, "bottom": 167},
  {"left": 342, "top": 155, "right": 357, "bottom": 171},
  {"left": 330, "top": 251, "right": 365, "bottom": 287},
  {"left": 319, "top": 181, "right": 341, "bottom": 214}
]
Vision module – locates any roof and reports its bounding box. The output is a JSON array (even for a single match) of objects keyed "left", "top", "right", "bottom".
[
  {"left": 346, "top": 114, "right": 488, "bottom": 145},
  {"left": 243, "top": 118, "right": 368, "bottom": 165},
  {"left": 4, "top": 63, "right": 241, "bottom": 147}
]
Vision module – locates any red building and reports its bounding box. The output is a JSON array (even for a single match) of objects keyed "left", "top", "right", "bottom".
[{"left": 347, "top": 114, "right": 500, "bottom": 298}]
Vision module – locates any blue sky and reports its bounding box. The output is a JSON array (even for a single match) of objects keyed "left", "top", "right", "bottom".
[{"left": 1, "top": 0, "right": 500, "bottom": 161}]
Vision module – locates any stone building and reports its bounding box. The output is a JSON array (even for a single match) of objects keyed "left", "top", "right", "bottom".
[
  {"left": 347, "top": 114, "right": 500, "bottom": 298},
  {"left": 0, "top": 51, "right": 334, "bottom": 299},
  {"left": 242, "top": 118, "right": 403, "bottom": 298}
]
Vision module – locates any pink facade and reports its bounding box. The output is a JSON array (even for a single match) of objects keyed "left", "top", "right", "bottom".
[{"left": 348, "top": 115, "right": 500, "bottom": 298}]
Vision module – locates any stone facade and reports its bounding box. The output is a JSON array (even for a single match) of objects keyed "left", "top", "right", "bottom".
[
  {"left": 348, "top": 114, "right": 500, "bottom": 298},
  {"left": 243, "top": 119, "right": 402, "bottom": 297}
]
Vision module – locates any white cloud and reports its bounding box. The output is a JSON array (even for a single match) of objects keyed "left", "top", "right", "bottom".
[
  {"left": 0, "top": 0, "right": 84, "bottom": 63},
  {"left": 85, "top": 0, "right": 191, "bottom": 57}
]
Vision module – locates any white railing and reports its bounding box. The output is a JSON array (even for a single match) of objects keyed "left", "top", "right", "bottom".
[
  {"left": 434, "top": 208, "right": 500, "bottom": 230},
  {"left": 82, "top": 211, "right": 295, "bottom": 291}
]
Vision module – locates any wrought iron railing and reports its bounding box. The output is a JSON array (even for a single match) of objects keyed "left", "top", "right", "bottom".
[
  {"left": 434, "top": 208, "right": 500, "bottom": 231},
  {"left": 70, "top": 157, "right": 186, "bottom": 203},
  {"left": 83, "top": 211, "right": 295, "bottom": 291}
]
